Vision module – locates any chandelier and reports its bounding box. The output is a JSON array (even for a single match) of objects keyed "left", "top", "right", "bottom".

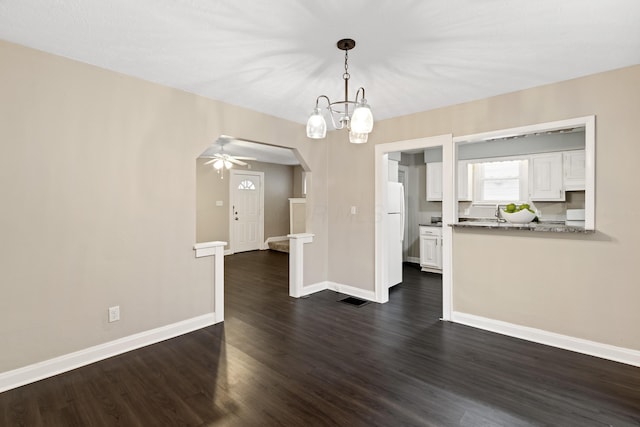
[{"left": 306, "top": 39, "right": 374, "bottom": 144}]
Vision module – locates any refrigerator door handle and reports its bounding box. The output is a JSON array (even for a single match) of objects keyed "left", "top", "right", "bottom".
[{"left": 399, "top": 184, "right": 405, "bottom": 241}]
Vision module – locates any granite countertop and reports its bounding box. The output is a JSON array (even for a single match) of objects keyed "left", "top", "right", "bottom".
[{"left": 451, "top": 220, "right": 593, "bottom": 233}]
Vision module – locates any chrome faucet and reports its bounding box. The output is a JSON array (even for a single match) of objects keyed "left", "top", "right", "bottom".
[{"left": 495, "top": 204, "right": 506, "bottom": 222}]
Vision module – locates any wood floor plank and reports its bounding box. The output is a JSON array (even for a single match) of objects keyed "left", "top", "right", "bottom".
[{"left": 1, "top": 250, "right": 639, "bottom": 426}]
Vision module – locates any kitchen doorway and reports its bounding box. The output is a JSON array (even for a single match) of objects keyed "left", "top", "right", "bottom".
[{"left": 374, "top": 134, "right": 454, "bottom": 321}]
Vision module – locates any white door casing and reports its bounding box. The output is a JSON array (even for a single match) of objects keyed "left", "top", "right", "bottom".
[
  {"left": 229, "top": 170, "right": 264, "bottom": 253},
  {"left": 375, "top": 134, "right": 454, "bottom": 321}
]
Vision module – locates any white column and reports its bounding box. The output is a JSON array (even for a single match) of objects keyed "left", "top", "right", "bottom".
[
  {"left": 287, "top": 233, "right": 314, "bottom": 298},
  {"left": 193, "top": 241, "right": 227, "bottom": 323}
]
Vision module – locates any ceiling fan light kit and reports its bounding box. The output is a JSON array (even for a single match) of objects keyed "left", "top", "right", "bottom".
[
  {"left": 203, "top": 136, "right": 257, "bottom": 178},
  {"left": 306, "top": 38, "right": 374, "bottom": 143},
  {"left": 210, "top": 158, "right": 234, "bottom": 170}
]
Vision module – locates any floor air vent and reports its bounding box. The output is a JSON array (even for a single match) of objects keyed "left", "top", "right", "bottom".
[{"left": 338, "top": 296, "right": 370, "bottom": 307}]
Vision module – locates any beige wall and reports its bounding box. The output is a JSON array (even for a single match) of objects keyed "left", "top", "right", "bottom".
[
  {"left": 327, "top": 65, "right": 640, "bottom": 351},
  {"left": 261, "top": 162, "right": 295, "bottom": 239},
  {"left": 0, "top": 40, "right": 328, "bottom": 372},
  {"left": 196, "top": 159, "right": 295, "bottom": 246},
  {"left": 291, "top": 202, "right": 306, "bottom": 234},
  {"left": 3, "top": 36, "right": 638, "bottom": 376},
  {"left": 292, "top": 165, "right": 306, "bottom": 198},
  {"left": 327, "top": 138, "right": 375, "bottom": 290}
]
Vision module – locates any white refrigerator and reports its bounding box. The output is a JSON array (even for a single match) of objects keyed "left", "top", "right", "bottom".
[{"left": 387, "top": 182, "right": 405, "bottom": 288}]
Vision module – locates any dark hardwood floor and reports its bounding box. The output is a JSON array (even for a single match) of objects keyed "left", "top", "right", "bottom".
[{"left": 2, "top": 250, "right": 640, "bottom": 426}]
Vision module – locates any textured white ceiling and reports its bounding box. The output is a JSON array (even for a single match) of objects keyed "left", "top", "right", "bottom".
[{"left": 1, "top": 0, "right": 639, "bottom": 127}]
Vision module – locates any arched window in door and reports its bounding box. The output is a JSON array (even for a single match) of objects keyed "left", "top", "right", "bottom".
[{"left": 238, "top": 180, "right": 256, "bottom": 190}]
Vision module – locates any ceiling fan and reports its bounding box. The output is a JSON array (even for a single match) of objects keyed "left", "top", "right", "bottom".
[{"left": 202, "top": 137, "right": 256, "bottom": 171}]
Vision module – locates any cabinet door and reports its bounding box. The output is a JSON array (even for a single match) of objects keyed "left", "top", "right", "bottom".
[
  {"left": 563, "top": 150, "right": 586, "bottom": 191},
  {"left": 420, "top": 235, "right": 440, "bottom": 269},
  {"left": 529, "top": 152, "right": 565, "bottom": 201},
  {"left": 457, "top": 161, "right": 472, "bottom": 201},
  {"left": 426, "top": 162, "right": 443, "bottom": 201},
  {"left": 388, "top": 160, "right": 399, "bottom": 182}
]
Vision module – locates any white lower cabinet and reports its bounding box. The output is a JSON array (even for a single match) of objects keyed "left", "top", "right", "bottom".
[{"left": 419, "top": 226, "right": 442, "bottom": 273}]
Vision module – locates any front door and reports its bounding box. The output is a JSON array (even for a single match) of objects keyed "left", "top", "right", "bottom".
[{"left": 230, "top": 171, "right": 264, "bottom": 253}]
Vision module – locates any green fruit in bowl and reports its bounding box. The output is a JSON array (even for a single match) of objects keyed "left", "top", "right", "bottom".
[
  {"left": 519, "top": 203, "right": 530, "bottom": 210},
  {"left": 505, "top": 203, "right": 516, "bottom": 213}
]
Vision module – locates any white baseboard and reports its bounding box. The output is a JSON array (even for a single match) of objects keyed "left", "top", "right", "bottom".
[
  {"left": 420, "top": 266, "right": 443, "bottom": 274},
  {"left": 262, "top": 236, "right": 288, "bottom": 250},
  {"left": 300, "top": 281, "right": 330, "bottom": 297},
  {"left": 451, "top": 311, "right": 640, "bottom": 367},
  {"left": 224, "top": 249, "right": 233, "bottom": 256},
  {"left": 327, "top": 281, "right": 377, "bottom": 302},
  {"left": 0, "top": 313, "right": 218, "bottom": 393},
  {"left": 406, "top": 257, "right": 420, "bottom": 264},
  {"left": 300, "top": 281, "right": 377, "bottom": 302}
]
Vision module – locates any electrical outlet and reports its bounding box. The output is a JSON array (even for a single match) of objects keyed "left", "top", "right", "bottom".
[{"left": 108, "top": 306, "right": 120, "bottom": 323}]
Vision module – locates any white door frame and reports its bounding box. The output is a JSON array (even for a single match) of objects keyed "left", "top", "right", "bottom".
[
  {"left": 229, "top": 169, "right": 265, "bottom": 254},
  {"left": 374, "top": 135, "right": 454, "bottom": 321}
]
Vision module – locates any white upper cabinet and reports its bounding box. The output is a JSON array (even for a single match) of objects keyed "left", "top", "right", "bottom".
[
  {"left": 426, "top": 161, "right": 472, "bottom": 201},
  {"left": 529, "top": 152, "right": 565, "bottom": 201},
  {"left": 457, "top": 161, "right": 472, "bottom": 201},
  {"left": 563, "top": 150, "right": 586, "bottom": 191},
  {"left": 429, "top": 150, "right": 582, "bottom": 203},
  {"left": 388, "top": 160, "right": 399, "bottom": 182},
  {"left": 426, "top": 162, "right": 443, "bottom": 201}
]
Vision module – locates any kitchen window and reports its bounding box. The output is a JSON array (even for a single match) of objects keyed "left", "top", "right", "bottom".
[{"left": 472, "top": 158, "right": 528, "bottom": 204}]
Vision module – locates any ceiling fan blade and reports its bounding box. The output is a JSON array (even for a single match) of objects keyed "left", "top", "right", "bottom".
[
  {"left": 203, "top": 158, "right": 217, "bottom": 165},
  {"left": 227, "top": 158, "right": 247, "bottom": 166}
]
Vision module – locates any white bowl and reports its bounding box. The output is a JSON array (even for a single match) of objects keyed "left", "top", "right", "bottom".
[{"left": 501, "top": 209, "right": 536, "bottom": 224}]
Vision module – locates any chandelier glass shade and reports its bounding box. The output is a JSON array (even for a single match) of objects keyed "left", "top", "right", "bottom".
[
  {"left": 306, "top": 107, "right": 327, "bottom": 139},
  {"left": 306, "top": 39, "right": 374, "bottom": 143}
]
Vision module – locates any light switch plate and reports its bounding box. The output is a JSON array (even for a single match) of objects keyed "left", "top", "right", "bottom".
[
  {"left": 108, "top": 306, "right": 120, "bottom": 323},
  {"left": 216, "top": 200, "right": 223, "bottom": 207}
]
